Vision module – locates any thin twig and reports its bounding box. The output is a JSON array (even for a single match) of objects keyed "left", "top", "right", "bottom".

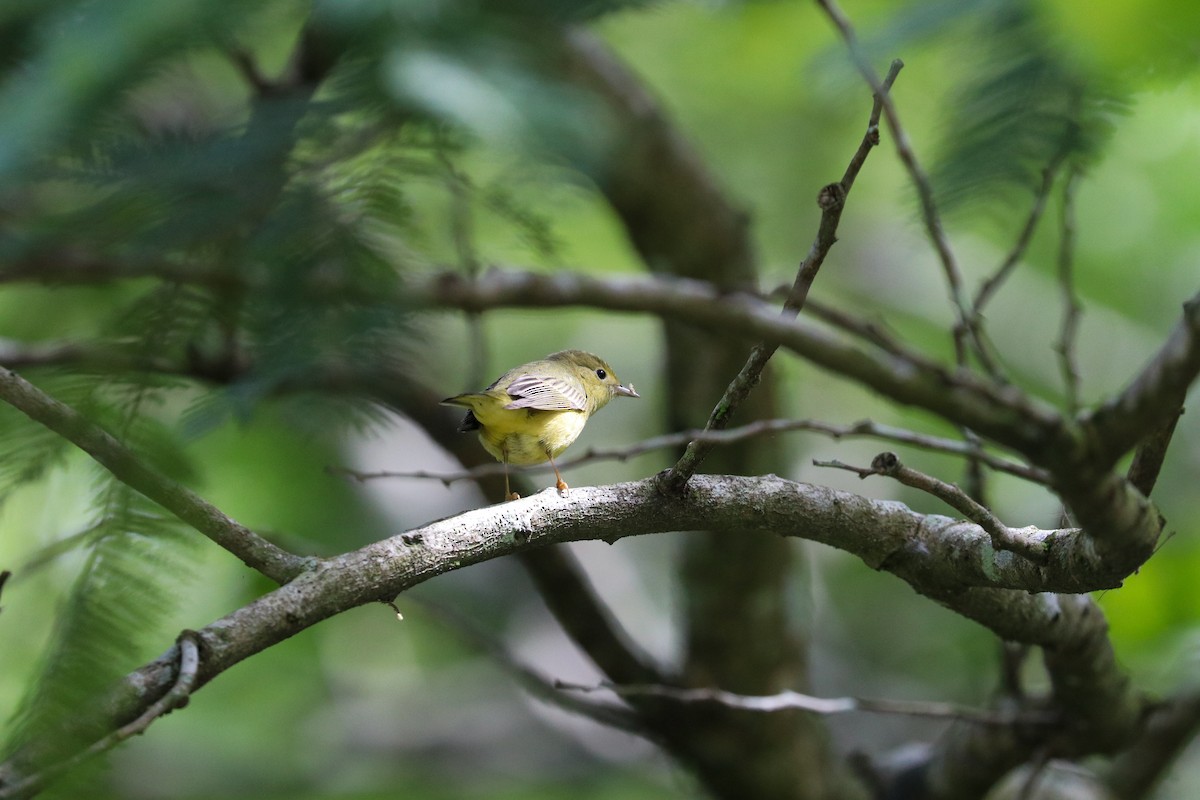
[
  {"left": 958, "top": 157, "right": 1069, "bottom": 386},
  {"left": 775, "top": 291, "right": 912, "bottom": 357},
  {"left": 973, "top": 159, "right": 1065, "bottom": 315},
  {"left": 816, "top": 0, "right": 970, "bottom": 341},
  {"left": 333, "top": 416, "right": 1048, "bottom": 486},
  {"left": 821, "top": 0, "right": 1010, "bottom": 529},
  {"left": 816, "top": 452, "right": 1049, "bottom": 562},
  {"left": 1055, "top": 168, "right": 1083, "bottom": 413},
  {"left": 657, "top": 59, "right": 904, "bottom": 492},
  {"left": 558, "top": 681, "right": 1055, "bottom": 728}
]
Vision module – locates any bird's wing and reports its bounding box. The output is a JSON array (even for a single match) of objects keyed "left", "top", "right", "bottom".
[{"left": 503, "top": 373, "right": 587, "bottom": 411}]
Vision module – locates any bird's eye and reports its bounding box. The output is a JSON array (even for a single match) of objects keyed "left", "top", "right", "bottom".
[{"left": 595, "top": 368, "right": 607, "bottom": 380}]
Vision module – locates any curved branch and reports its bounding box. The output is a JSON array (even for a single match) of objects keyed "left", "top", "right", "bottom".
[
  {"left": 0, "top": 472, "right": 1150, "bottom": 789},
  {"left": 1103, "top": 688, "right": 1200, "bottom": 798},
  {"left": 0, "top": 366, "right": 308, "bottom": 583},
  {"left": 1081, "top": 291, "right": 1200, "bottom": 468},
  {"left": 417, "top": 268, "right": 1067, "bottom": 456}
]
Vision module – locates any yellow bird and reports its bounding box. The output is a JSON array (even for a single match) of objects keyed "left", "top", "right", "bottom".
[{"left": 442, "top": 350, "right": 639, "bottom": 500}]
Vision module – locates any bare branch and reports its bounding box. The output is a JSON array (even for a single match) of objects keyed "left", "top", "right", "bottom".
[
  {"left": 2, "top": 475, "right": 1142, "bottom": 792},
  {"left": 961, "top": 152, "right": 1072, "bottom": 392},
  {"left": 1104, "top": 690, "right": 1200, "bottom": 798},
  {"left": 917, "top": 593, "right": 1140, "bottom": 797},
  {"left": 849, "top": 451, "right": 1049, "bottom": 563},
  {"left": 0, "top": 367, "right": 308, "bottom": 583},
  {"left": 801, "top": 295, "right": 914, "bottom": 356},
  {"left": 1125, "top": 408, "right": 1184, "bottom": 497},
  {"left": 418, "top": 266, "right": 1175, "bottom": 563},
  {"left": 815, "top": 0, "right": 970, "bottom": 339},
  {"left": 1055, "top": 168, "right": 1084, "bottom": 413},
  {"left": 1080, "top": 289, "right": 1200, "bottom": 468},
  {"left": 336, "top": 416, "right": 1048, "bottom": 486},
  {"left": 559, "top": 681, "right": 1055, "bottom": 728},
  {"left": 659, "top": 59, "right": 903, "bottom": 491},
  {"left": 973, "top": 159, "right": 1065, "bottom": 315},
  {"left": 420, "top": 268, "right": 1067, "bottom": 458}
]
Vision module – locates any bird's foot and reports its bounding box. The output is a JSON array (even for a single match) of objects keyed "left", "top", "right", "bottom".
[
  {"left": 506, "top": 491, "right": 521, "bottom": 501},
  {"left": 556, "top": 479, "right": 569, "bottom": 497}
]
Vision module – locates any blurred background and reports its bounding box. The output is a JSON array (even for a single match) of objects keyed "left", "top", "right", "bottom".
[{"left": 1, "top": 0, "right": 1199, "bottom": 797}]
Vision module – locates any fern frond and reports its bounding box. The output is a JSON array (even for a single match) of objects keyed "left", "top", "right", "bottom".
[
  {"left": 926, "top": 4, "right": 1124, "bottom": 212},
  {"left": 2, "top": 482, "right": 197, "bottom": 782}
]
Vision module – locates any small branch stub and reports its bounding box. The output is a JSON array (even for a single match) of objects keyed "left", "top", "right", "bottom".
[
  {"left": 818, "top": 183, "right": 846, "bottom": 211},
  {"left": 819, "top": 451, "right": 1050, "bottom": 563}
]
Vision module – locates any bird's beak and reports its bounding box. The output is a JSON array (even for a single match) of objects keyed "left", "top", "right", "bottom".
[{"left": 614, "top": 383, "right": 640, "bottom": 399}]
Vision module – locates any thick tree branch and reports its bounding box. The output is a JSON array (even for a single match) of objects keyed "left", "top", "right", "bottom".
[
  {"left": 396, "top": 383, "right": 669, "bottom": 694},
  {"left": 1, "top": 262, "right": 1175, "bottom": 570},
  {"left": 917, "top": 595, "right": 1136, "bottom": 800},
  {"left": 2, "top": 473, "right": 1146, "bottom": 792},
  {"left": 1124, "top": 408, "right": 1183, "bottom": 497},
  {"left": 7, "top": 260, "right": 1191, "bottom": 496},
  {"left": 1103, "top": 689, "right": 1200, "bottom": 799},
  {"left": 1080, "top": 290, "right": 1200, "bottom": 468}
]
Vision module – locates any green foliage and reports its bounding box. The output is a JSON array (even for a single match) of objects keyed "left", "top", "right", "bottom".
[
  {"left": 0, "top": 402, "right": 73, "bottom": 508},
  {"left": 3, "top": 482, "right": 197, "bottom": 784},
  {"left": 878, "top": 0, "right": 1123, "bottom": 212},
  {"left": 1038, "top": 0, "right": 1200, "bottom": 83},
  {"left": 0, "top": 0, "right": 264, "bottom": 179},
  {"left": 931, "top": 9, "right": 1121, "bottom": 211}
]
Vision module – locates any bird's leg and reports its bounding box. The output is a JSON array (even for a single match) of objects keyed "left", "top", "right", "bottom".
[
  {"left": 502, "top": 447, "right": 520, "bottom": 501},
  {"left": 548, "top": 453, "right": 568, "bottom": 496}
]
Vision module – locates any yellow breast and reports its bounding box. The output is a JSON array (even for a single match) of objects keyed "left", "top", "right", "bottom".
[{"left": 478, "top": 408, "right": 588, "bottom": 465}]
